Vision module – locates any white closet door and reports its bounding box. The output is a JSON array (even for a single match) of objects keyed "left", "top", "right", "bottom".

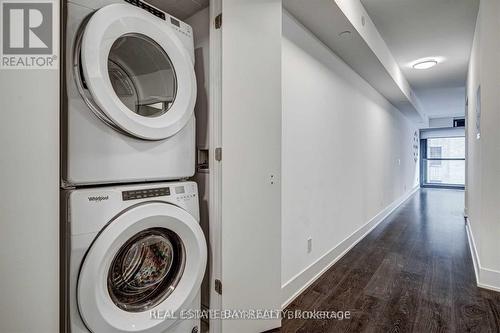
[{"left": 220, "top": 0, "right": 282, "bottom": 332}]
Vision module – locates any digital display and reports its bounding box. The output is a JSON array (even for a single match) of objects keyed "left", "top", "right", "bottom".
[
  {"left": 122, "top": 187, "right": 170, "bottom": 201},
  {"left": 175, "top": 186, "right": 185, "bottom": 194},
  {"left": 170, "top": 17, "right": 180, "bottom": 27}
]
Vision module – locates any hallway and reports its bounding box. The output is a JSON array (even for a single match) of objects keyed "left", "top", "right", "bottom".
[{"left": 282, "top": 189, "right": 500, "bottom": 332}]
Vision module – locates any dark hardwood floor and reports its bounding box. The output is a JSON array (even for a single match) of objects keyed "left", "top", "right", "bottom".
[{"left": 281, "top": 189, "right": 500, "bottom": 333}]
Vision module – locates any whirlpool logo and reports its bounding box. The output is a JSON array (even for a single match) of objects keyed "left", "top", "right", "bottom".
[
  {"left": 1, "top": 0, "right": 59, "bottom": 69},
  {"left": 88, "top": 195, "right": 109, "bottom": 203}
]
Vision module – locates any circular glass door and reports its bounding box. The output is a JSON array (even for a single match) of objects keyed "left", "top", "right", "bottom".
[
  {"left": 108, "top": 34, "right": 177, "bottom": 119},
  {"left": 80, "top": 3, "right": 196, "bottom": 140},
  {"left": 108, "top": 228, "right": 185, "bottom": 312},
  {"left": 77, "top": 202, "right": 206, "bottom": 333}
]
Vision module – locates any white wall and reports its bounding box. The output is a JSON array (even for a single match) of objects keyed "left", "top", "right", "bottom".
[
  {"left": 221, "top": 0, "right": 282, "bottom": 332},
  {"left": 419, "top": 87, "right": 466, "bottom": 120},
  {"left": 421, "top": 128, "right": 465, "bottom": 139},
  {"left": 281, "top": 11, "right": 419, "bottom": 305},
  {"left": 465, "top": 0, "right": 500, "bottom": 291},
  {"left": 429, "top": 117, "right": 455, "bottom": 128},
  {"left": 0, "top": 3, "right": 60, "bottom": 332}
]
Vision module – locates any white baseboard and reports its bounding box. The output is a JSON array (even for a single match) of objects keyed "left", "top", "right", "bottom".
[
  {"left": 281, "top": 186, "right": 420, "bottom": 308},
  {"left": 465, "top": 219, "right": 481, "bottom": 282},
  {"left": 465, "top": 220, "right": 500, "bottom": 292}
]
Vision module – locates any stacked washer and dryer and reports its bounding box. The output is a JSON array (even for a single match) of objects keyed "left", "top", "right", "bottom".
[{"left": 61, "top": 1, "right": 207, "bottom": 333}]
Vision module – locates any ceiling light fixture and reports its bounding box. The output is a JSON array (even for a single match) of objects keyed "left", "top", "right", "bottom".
[{"left": 412, "top": 59, "right": 438, "bottom": 70}]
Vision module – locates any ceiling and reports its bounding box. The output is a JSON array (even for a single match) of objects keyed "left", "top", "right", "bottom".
[
  {"left": 360, "top": 0, "right": 479, "bottom": 119},
  {"left": 146, "top": 0, "right": 208, "bottom": 20}
]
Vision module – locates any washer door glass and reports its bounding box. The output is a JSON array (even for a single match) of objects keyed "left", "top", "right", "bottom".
[
  {"left": 108, "top": 228, "right": 185, "bottom": 312},
  {"left": 108, "top": 34, "right": 177, "bottom": 118}
]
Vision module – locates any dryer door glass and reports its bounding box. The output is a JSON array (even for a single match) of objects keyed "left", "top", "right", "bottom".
[
  {"left": 108, "top": 34, "right": 177, "bottom": 118},
  {"left": 81, "top": 3, "right": 197, "bottom": 140},
  {"left": 107, "top": 227, "right": 185, "bottom": 312}
]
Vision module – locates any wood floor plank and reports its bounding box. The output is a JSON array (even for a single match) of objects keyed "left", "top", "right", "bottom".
[
  {"left": 363, "top": 253, "right": 404, "bottom": 301},
  {"left": 296, "top": 246, "right": 388, "bottom": 333},
  {"left": 413, "top": 299, "right": 453, "bottom": 333},
  {"left": 338, "top": 294, "right": 386, "bottom": 333},
  {"left": 372, "top": 271, "right": 424, "bottom": 332},
  {"left": 480, "top": 290, "right": 500, "bottom": 332},
  {"left": 421, "top": 256, "right": 452, "bottom": 307},
  {"left": 281, "top": 289, "right": 327, "bottom": 333}
]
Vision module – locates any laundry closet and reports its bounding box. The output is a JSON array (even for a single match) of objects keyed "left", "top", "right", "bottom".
[{"left": 59, "top": 0, "right": 281, "bottom": 332}]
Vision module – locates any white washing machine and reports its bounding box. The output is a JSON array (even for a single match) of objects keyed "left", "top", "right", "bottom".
[
  {"left": 61, "top": 181, "right": 207, "bottom": 333},
  {"left": 62, "top": 0, "right": 197, "bottom": 186}
]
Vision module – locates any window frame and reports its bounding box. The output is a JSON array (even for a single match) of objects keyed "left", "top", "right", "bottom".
[{"left": 420, "top": 137, "right": 466, "bottom": 189}]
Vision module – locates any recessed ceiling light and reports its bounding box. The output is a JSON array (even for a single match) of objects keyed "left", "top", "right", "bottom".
[
  {"left": 412, "top": 60, "right": 438, "bottom": 70},
  {"left": 338, "top": 30, "right": 352, "bottom": 39}
]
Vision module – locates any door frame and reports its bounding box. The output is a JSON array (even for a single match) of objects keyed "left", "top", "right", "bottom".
[{"left": 208, "top": 0, "right": 222, "bottom": 331}]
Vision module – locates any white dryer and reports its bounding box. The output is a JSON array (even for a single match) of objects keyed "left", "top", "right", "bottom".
[
  {"left": 61, "top": 181, "right": 207, "bottom": 333},
  {"left": 63, "top": 0, "right": 197, "bottom": 186}
]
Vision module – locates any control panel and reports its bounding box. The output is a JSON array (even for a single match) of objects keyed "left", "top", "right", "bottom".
[
  {"left": 122, "top": 187, "right": 170, "bottom": 201},
  {"left": 124, "top": 0, "right": 166, "bottom": 20},
  {"left": 174, "top": 185, "right": 197, "bottom": 203},
  {"left": 123, "top": 0, "right": 192, "bottom": 38}
]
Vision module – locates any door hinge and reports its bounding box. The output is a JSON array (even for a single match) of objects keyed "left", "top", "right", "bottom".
[
  {"left": 215, "top": 13, "right": 222, "bottom": 29},
  {"left": 215, "top": 147, "right": 222, "bottom": 161},
  {"left": 215, "top": 279, "right": 222, "bottom": 295}
]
